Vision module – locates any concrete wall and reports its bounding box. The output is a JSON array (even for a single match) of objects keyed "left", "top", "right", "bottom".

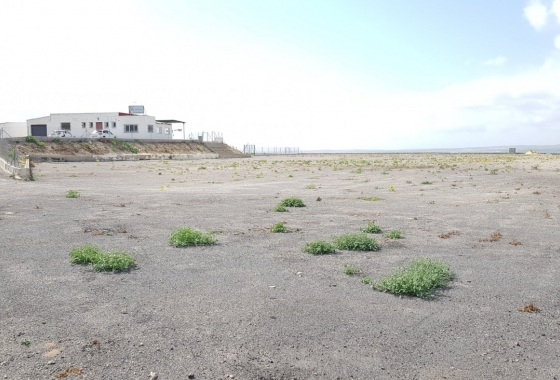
[
  {"left": 0, "top": 155, "right": 31, "bottom": 180},
  {"left": 0, "top": 122, "right": 27, "bottom": 138},
  {"left": 27, "top": 113, "right": 174, "bottom": 140}
]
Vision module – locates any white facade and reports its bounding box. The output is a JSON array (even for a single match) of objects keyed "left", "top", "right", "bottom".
[
  {"left": 26, "top": 112, "right": 173, "bottom": 140},
  {"left": 0, "top": 122, "right": 27, "bottom": 138}
]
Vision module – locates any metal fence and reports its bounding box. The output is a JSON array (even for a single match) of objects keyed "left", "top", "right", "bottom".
[
  {"left": 251, "top": 146, "right": 300, "bottom": 155},
  {"left": 187, "top": 131, "right": 223, "bottom": 143},
  {"left": 0, "top": 137, "right": 18, "bottom": 167},
  {"left": 0, "top": 127, "right": 12, "bottom": 139}
]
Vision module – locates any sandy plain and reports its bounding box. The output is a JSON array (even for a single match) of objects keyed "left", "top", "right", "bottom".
[{"left": 1, "top": 153, "right": 559, "bottom": 379}]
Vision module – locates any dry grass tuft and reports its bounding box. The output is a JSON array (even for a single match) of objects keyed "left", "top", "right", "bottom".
[
  {"left": 518, "top": 303, "right": 540, "bottom": 313},
  {"left": 509, "top": 240, "right": 522, "bottom": 246},
  {"left": 480, "top": 232, "right": 502, "bottom": 242},
  {"left": 54, "top": 367, "right": 83, "bottom": 378},
  {"left": 439, "top": 231, "right": 460, "bottom": 239}
]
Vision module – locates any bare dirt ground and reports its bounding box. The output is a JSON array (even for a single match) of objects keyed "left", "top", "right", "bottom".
[
  {"left": 1, "top": 153, "right": 559, "bottom": 380},
  {"left": 15, "top": 139, "right": 214, "bottom": 157}
]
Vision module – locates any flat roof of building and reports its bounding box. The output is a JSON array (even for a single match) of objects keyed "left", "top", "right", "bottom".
[{"left": 156, "top": 119, "right": 185, "bottom": 124}]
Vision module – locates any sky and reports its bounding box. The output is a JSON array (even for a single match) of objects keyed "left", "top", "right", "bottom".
[{"left": 2, "top": 0, "right": 560, "bottom": 150}]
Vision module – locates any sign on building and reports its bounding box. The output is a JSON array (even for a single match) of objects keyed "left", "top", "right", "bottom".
[{"left": 128, "top": 105, "right": 145, "bottom": 114}]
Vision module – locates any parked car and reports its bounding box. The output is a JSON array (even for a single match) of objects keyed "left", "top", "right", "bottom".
[
  {"left": 49, "top": 130, "right": 73, "bottom": 138},
  {"left": 91, "top": 130, "right": 115, "bottom": 138}
]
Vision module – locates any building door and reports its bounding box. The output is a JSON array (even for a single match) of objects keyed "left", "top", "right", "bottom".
[
  {"left": 96, "top": 122, "right": 103, "bottom": 130},
  {"left": 30, "top": 124, "right": 47, "bottom": 136}
]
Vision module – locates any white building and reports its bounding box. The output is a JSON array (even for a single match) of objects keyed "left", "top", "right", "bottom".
[
  {"left": 27, "top": 112, "right": 174, "bottom": 140},
  {"left": 0, "top": 122, "right": 27, "bottom": 138}
]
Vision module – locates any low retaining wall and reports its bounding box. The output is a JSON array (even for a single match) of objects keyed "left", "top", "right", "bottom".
[
  {"left": 28, "top": 153, "right": 219, "bottom": 163},
  {"left": 0, "top": 156, "right": 31, "bottom": 180}
]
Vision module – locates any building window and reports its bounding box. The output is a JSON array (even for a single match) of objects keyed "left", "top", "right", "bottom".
[
  {"left": 112, "top": 122, "right": 116, "bottom": 128},
  {"left": 104, "top": 122, "right": 109, "bottom": 128},
  {"left": 156, "top": 127, "right": 162, "bottom": 134},
  {"left": 89, "top": 122, "right": 93, "bottom": 128},
  {"left": 148, "top": 125, "right": 154, "bottom": 133},
  {"left": 81, "top": 122, "right": 86, "bottom": 128},
  {"left": 124, "top": 124, "right": 138, "bottom": 133},
  {"left": 61, "top": 122, "right": 71, "bottom": 130}
]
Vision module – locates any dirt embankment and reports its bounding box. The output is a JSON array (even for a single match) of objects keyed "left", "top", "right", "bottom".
[{"left": 14, "top": 139, "right": 215, "bottom": 156}]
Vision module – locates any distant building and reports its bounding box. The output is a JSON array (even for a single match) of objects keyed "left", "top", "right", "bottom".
[
  {"left": 26, "top": 112, "right": 174, "bottom": 140},
  {"left": 0, "top": 122, "right": 27, "bottom": 138}
]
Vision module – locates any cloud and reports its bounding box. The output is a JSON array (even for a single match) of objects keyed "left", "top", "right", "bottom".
[
  {"left": 419, "top": 63, "right": 560, "bottom": 146},
  {"left": 483, "top": 56, "right": 507, "bottom": 66},
  {"left": 555, "top": 34, "right": 560, "bottom": 48},
  {"left": 524, "top": 0, "right": 549, "bottom": 30},
  {"left": 552, "top": 0, "right": 560, "bottom": 23}
]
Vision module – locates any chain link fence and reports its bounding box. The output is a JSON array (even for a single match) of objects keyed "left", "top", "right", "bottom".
[
  {"left": 249, "top": 146, "right": 300, "bottom": 155},
  {"left": 0, "top": 138, "right": 32, "bottom": 179},
  {"left": 0, "top": 137, "right": 18, "bottom": 167}
]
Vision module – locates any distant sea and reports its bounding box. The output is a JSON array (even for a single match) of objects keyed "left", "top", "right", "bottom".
[{"left": 302, "top": 145, "right": 560, "bottom": 154}]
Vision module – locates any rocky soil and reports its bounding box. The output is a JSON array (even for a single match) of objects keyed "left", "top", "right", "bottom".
[{"left": 1, "top": 153, "right": 559, "bottom": 379}]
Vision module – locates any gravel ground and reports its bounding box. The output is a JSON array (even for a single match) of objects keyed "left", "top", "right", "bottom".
[{"left": 1, "top": 153, "right": 559, "bottom": 380}]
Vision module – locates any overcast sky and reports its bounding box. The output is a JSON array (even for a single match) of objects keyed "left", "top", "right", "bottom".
[{"left": 2, "top": 0, "right": 560, "bottom": 150}]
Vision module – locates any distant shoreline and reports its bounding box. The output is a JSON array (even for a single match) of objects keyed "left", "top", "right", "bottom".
[{"left": 301, "top": 145, "right": 560, "bottom": 154}]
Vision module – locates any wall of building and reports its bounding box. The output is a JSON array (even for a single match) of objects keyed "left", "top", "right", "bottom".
[
  {"left": 26, "top": 113, "right": 173, "bottom": 140},
  {"left": 0, "top": 122, "right": 27, "bottom": 138}
]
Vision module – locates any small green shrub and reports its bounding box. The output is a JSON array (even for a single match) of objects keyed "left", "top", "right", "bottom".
[
  {"left": 360, "top": 221, "right": 382, "bottom": 234},
  {"left": 361, "top": 276, "right": 373, "bottom": 285},
  {"left": 66, "top": 190, "right": 80, "bottom": 198},
  {"left": 69, "top": 243, "right": 135, "bottom": 272},
  {"left": 304, "top": 240, "right": 335, "bottom": 255},
  {"left": 385, "top": 230, "right": 403, "bottom": 239},
  {"left": 91, "top": 252, "right": 136, "bottom": 272},
  {"left": 270, "top": 222, "right": 287, "bottom": 233},
  {"left": 169, "top": 227, "right": 217, "bottom": 247},
  {"left": 333, "top": 234, "right": 380, "bottom": 251},
  {"left": 373, "top": 258, "right": 454, "bottom": 299},
  {"left": 343, "top": 264, "right": 361, "bottom": 275},
  {"left": 122, "top": 141, "right": 138, "bottom": 154},
  {"left": 69, "top": 243, "right": 101, "bottom": 265},
  {"left": 273, "top": 204, "right": 288, "bottom": 212},
  {"left": 279, "top": 197, "right": 305, "bottom": 207}
]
